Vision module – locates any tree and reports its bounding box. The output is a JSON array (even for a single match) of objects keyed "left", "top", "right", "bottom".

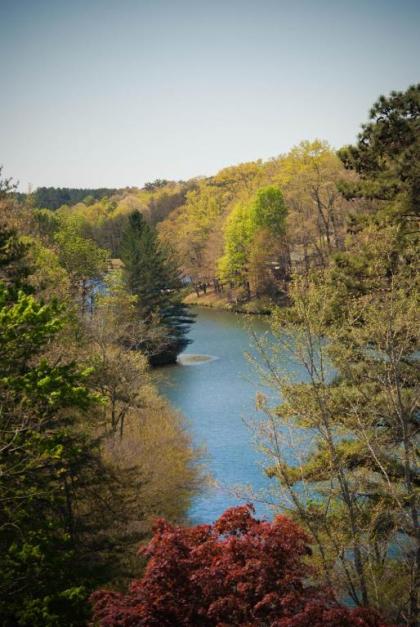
[
  {"left": 157, "top": 183, "right": 226, "bottom": 283},
  {"left": 338, "top": 84, "right": 420, "bottom": 214},
  {"left": 252, "top": 185, "right": 288, "bottom": 235},
  {"left": 31, "top": 187, "right": 117, "bottom": 210},
  {"left": 54, "top": 224, "right": 108, "bottom": 312},
  {"left": 143, "top": 178, "right": 170, "bottom": 192},
  {"left": 84, "top": 270, "right": 158, "bottom": 437},
  {"left": 218, "top": 201, "right": 253, "bottom": 286},
  {"left": 120, "top": 211, "right": 194, "bottom": 365},
  {"left": 26, "top": 238, "right": 71, "bottom": 302},
  {"left": 274, "top": 140, "right": 353, "bottom": 269},
  {"left": 253, "top": 226, "right": 418, "bottom": 619},
  {"left": 219, "top": 186, "right": 287, "bottom": 297},
  {"left": 0, "top": 223, "right": 31, "bottom": 290},
  {"left": 251, "top": 94, "right": 419, "bottom": 624},
  {"left": 0, "top": 171, "right": 31, "bottom": 291},
  {"left": 248, "top": 229, "right": 289, "bottom": 297},
  {"left": 210, "top": 160, "right": 264, "bottom": 197},
  {"left": 0, "top": 225, "right": 124, "bottom": 625},
  {"left": 90, "top": 505, "right": 387, "bottom": 626},
  {"left": 0, "top": 165, "right": 17, "bottom": 199},
  {"left": 100, "top": 392, "right": 203, "bottom": 580},
  {"left": 157, "top": 162, "right": 264, "bottom": 284}
]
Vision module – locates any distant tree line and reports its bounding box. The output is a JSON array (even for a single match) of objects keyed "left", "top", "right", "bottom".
[{"left": 31, "top": 187, "right": 119, "bottom": 210}]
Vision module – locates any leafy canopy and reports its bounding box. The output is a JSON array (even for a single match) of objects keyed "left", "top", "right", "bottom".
[{"left": 91, "top": 505, "right": 387, "bottom": 627}]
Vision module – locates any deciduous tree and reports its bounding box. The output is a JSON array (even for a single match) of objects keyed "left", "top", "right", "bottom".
[
  {"left": 91, "top": 505, "right": 387, "bottom": 626},
  {"left": 219, "top": 186, "right": 287, "bottom": 297}
]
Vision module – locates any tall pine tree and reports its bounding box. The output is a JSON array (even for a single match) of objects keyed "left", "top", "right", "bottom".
[
  {"left": 120, "top": 211, "right": 194, "bottom": 365},
  {"left": 338, "top": 83, "right": 420, "bottom": 215}
]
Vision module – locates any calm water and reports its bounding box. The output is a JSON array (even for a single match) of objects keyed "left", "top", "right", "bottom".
[{"left": 158, "top": 306, "right": 306, "bottom": 524}]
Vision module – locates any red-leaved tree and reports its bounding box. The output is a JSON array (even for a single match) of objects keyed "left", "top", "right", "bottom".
[{"left": 91, "top": 505, "right": 389, "bottom": 626}]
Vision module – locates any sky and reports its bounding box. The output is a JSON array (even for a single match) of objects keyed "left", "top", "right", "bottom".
[{"left": 1, "top": 0, "right": 419, "bottom": 191}]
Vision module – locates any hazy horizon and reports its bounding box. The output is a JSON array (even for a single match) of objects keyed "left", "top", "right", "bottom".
[{"left": 1, "top": 0, "right": 419, "bottom": 191}]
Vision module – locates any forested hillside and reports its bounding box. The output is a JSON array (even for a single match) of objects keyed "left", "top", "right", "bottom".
[
  {"left": 29, "top": 180, "right": 195, "bottom": 256},
  {"left": 30, "top": 140, "right": 366, "bottom": 311},
  {"left": 159, "top": 140, "right": 358, "bottom": 291}
]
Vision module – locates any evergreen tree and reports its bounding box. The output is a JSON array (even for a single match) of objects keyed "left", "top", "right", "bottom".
[
  {"left": 338, "top": 84, "right": 420, "bottom": 214},
  {"left": 120, "top": 211, "right": 194, "bottom": 365}
]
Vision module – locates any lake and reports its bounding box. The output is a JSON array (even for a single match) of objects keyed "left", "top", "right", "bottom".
[{"left": 158, "top": 306, "right": 307, "bottom": 524}]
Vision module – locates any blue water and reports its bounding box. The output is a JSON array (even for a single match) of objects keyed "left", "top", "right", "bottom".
[{"left": 158, "top": 306, "right": 307, "bottom": 524}]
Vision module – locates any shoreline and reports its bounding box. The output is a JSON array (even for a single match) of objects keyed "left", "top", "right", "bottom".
[{"left": 183, "top": 289, "right": 289, "bottom": 315}]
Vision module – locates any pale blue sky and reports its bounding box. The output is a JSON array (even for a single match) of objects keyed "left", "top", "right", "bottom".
[{"left": 1, "top": 0, "right": 419, "bottom": 190}]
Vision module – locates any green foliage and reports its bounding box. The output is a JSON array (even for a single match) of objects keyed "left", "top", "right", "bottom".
[
  {"left": 32, "top": 208, "right": 60, "bottom": 240},
  {"left": 53, "top": 223, "right": 108, "bottom": 312},
  {"left": 32, "top": 187, "right": 117, "bottom": 211},
  {"left": 218, "top": 202, "right": 253, "bottom": 280},
  {"left": 25, "top": 238, "right": 71, "bottom": 301},
  {"left": 158, "top": 144, "right": 350, "bottom": 290},
  {"left": 120, "top": 211, "right": 194, "bottom": 364},
  {"left": 274, "top": 140, "right": 350, "bottom": 264},
  {"left": 338, "top": 84, "right": 420, "bottom": 213},
  {"left": 255, "top": 203, "right": 419, "bottom": 624},
  {"left": 0, "top": 223, "right": 31, "bottom": 291},
  {"left": 251, "top": 88, "right": 419, "bottom": 624},
  {"left": 0, "top": 287, "right": 97, "bottom": 624},
  {"left": 251, "top": 185, "right": 287, "bottom": 235},
  {"left": 219, "top": 186, "right": 287, "bottom": 285},
  {"left": 54, "top": 226, "right": 108, "bottom": 283},
  {"left": 0, "top": 226, "right": 123, "bottom": 625},
  {"left": 0, "top": 182, "right": 203, "bottom": 624},
  {"left": 158, "top": 162, "right": 264, "bottom": 282},
  {"left": 258, "top": 224, "right": 420, "bottom": 622},
  {"left": 143, "top": 178, "right": 170, "bottom": 191}
]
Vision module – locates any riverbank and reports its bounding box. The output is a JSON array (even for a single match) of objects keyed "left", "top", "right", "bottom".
[{"left": 184, "top": 287, "right": 289, "bottom": 315}]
